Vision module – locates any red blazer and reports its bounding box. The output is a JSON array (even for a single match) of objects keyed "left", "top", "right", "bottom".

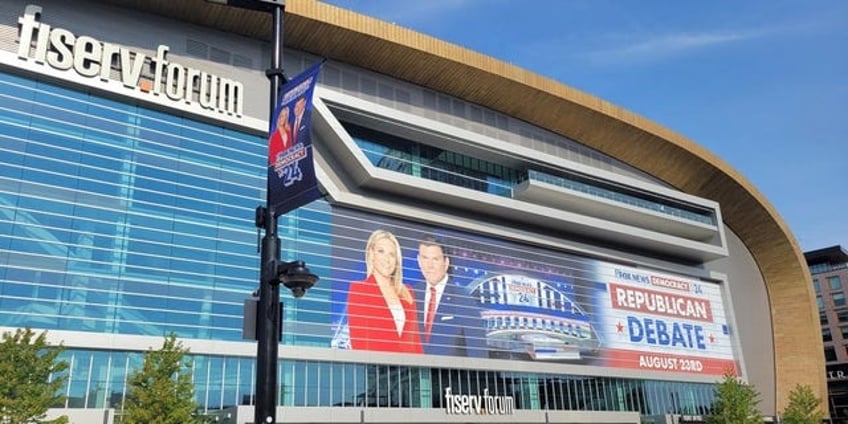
[
  {"left": 347, "top": 275, "right": 423, "bottom": 354},
  {"left": 268, "top": 125, "right": 292, "bottom": 165}
]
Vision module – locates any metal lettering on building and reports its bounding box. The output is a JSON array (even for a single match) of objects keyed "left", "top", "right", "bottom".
[
  {"left": 443, "top": 387, "right": 514, "bottom": 415},
  {"left": 16, "top": 4, "right": 244, "bottom": 117}
]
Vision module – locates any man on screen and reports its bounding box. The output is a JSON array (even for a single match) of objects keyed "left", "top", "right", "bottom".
[
  {"left": 417, "top": 237, "right": 487, "bottom": 358},
  {"left": 291, "top": 95, "right": 307, "bottom": 144}
]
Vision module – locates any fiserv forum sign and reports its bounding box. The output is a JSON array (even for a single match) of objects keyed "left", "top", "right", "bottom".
[
  {"left": 15, "top": 4, "right": 244, "bottom": 117},
  {"left": 443, "top": 387, "right": 514, "bottom": 415}
]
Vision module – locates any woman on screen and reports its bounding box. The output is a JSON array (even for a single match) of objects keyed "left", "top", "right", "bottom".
[
  {"left": 268, "top": 105, "right": 292, "bottom": 165},
  {"left": 346, "top": 229, "right": 423, "bottom": 353}
]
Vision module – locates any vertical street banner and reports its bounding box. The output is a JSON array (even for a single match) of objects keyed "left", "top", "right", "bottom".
[{"left": 268, "top": 61, "right": 323, "bottom": 216}]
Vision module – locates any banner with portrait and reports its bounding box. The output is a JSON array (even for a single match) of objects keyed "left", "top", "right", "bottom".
[{"left": 267, "top": 61, "right": 323, "bottom": 216}]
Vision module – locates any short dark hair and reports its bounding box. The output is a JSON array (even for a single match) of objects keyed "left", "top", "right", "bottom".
[{"left": 419, "top": 236, "right": 447, "bottom": 258}]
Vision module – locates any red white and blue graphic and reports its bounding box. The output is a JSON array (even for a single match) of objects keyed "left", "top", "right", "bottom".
[
  {"left": 471, "top": 274, "right": 600, "bottom": 361},
  {"left": 597, "top": 264, "right": 737, "bottom": 376},
  {"left": 324, "top": 206, "right": 738, "bottom": 377},
  {"left": 267, "top": 61, "right": 323, "bottom": 216}
]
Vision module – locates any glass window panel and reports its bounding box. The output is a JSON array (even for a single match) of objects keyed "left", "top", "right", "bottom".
[
  {"left": 0, "top": 154, "right": 25, "bottom": 182},
  {"left": 351, "top": 363, "right": 365, "bottom": 407},
  {"left": 206, "top": 356, "right": 225, "bottom": 411},
  {"left": 2, "top": 278, "right": 39, "bottom": 299},
  {"left": 593, "top": 378, "right": 602, "bottom": 410},
  {"left": 619, "top": 379, "right": 631, "bottom": 412},
  {"left": 54, "top": 350, "right": 73, "bottom": 408},
  {"left": 292, "top": 360, "right": 306, "bottom": 407},
  {"left": 86, "top": 351, "right": 112, "bottom": 409},
  {"left": 0, "top": 72, "right": 37, "bottom": 97},
  {"left": 106, "top": 353, "right": 130, "bottom": 409},
  {"left": 643, "top": 381, "right": 656, "bottom": 415},
  {"left": 181, "top": 355, "right": 202, "bottom": 411},
  {"left": 238, "top": 358, "right": 254, "bottom": 406},
  {"left": 604, "top": 378, "right": 614, "bottom": 411},
  {"left": 698, "top": 383, "right": 710, "bottom": 415},
  {"left": 67, "top": 351, "right": 93, "bottom": 408},
  {"left": 78, "top": 164, "right": 124, "bottom": 186}
]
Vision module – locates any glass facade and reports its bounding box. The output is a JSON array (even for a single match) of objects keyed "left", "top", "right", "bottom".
[
  {"left": 0, "top": 70, "right": 265, "bottom": 340},
  {"left": 525, "top": 170, "right": 716, "bottom": 226},
  {"left": 348, "top": 123, "right": 521, "bottom": 197},
  {"left": 0, "top": 70, "right": 723, "bottom": 418},
  {"left": 52, "top": 348, "right": 716, "bottom": 416},
  {"left": 344, "top": 122, "right": 715, "bottom": 226}
]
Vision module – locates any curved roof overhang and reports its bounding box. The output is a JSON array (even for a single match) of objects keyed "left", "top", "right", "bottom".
[{"left": 98, "top": 0, "right": 825, "bottom": 411}]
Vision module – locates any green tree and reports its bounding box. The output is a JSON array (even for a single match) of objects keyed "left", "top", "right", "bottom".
[
  {"left": 708, "top": 369, "right": 763, "bottom": 424},
  {"left": 121, "top": 333, "right": 205, "bottom": 424},
  {"left": 0, "top": 328, "right": 68, "bottom": 424},
  {"left": 781, "top": 384, "right": 823, "bottom": 424}
]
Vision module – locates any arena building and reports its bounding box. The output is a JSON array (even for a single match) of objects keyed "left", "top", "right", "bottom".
[{"left": 0, "top": 0, "right": 824, "bottom": 423}]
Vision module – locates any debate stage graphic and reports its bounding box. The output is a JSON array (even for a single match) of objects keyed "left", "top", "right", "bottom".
[{"left": 470, "top": 272, "right": 600, "bottom": 361}]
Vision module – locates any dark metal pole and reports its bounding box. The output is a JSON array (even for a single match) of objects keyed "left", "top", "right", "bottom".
[
  {"left": 255, "top": 208, "right": 280, "bottom": 424},
  {"left": 256, "top": 3, "right": 285, "bottom": 424}
]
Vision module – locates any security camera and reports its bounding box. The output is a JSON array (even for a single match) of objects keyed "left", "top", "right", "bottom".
[
  {"left": 279, "top": 260, "right": 318, "bottom": 298},
  {"left": 288, "top": 286, "right": 307, "bottom": 299}
]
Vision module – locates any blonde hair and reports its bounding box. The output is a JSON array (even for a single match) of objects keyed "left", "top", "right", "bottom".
[{"left": 365, "top": 229, "right": 412, "bottom": 303}]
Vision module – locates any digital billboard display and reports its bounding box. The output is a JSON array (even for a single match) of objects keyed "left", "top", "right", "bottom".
[{"left": 326, "top": 206, "right": 737, "bottom": 376}]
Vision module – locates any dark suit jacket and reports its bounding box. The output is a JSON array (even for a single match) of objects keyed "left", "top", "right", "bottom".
[{"left": 417, "top": 281, "right": 488, "bottom": 357}]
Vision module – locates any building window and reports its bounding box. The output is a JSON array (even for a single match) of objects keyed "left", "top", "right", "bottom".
[
  {"left": 824, "top": 328, "right": 833, "bottom": 342},
  {"left": 822, "top": 313, "right": 830, "bottom": 325},
  {"left": 841, "top": 327, "right": 848, "bottom": 339},
  {"left": 814, "top": 279, "right": 821, "bottom": 292},
  {"left": 831, "top": 276, "right": 843, "bottom": 291},
  {"left": 826, "top": 347, "right": 838, "bottom": 362},
  {"left": 526, "top": 170, "right": 716, "bottom": 226},
  {"left": 818, "top": 296, "right": 826, "bottom": 309},
  {"left": 835, "top": 293, "right": 846, "bottom": 307},
  {"left": 347, "top": 123, "right": 522, "bottom": 197},
  {"left": 838, "top": 310, "right": 848, "bottom": 322},
  {"left": 810, "top": 263, "right": 831, "bottom": 274}
]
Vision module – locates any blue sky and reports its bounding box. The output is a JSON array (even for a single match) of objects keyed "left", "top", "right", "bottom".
[{"left": 319, "top": 0, "right": 847, "bottom": 252}]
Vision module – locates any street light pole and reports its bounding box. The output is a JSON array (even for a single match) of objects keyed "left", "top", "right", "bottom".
[
  {"left": 208, "top": 2, "right": 319, "bottom": 422},
  {"left": 256, "top": 212, "right": 281, "bottom": 424},
  {"left": 256, "top": 4, "right": 285, "bottom": 423}
]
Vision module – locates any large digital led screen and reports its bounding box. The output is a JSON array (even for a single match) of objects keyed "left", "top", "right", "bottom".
[{"left": 325, "top": 206, "right": 737, "bottom": 376}]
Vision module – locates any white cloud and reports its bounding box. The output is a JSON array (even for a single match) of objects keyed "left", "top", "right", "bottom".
[{"left": 582, "top": 29, "right": 768, "bottom": 66}]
